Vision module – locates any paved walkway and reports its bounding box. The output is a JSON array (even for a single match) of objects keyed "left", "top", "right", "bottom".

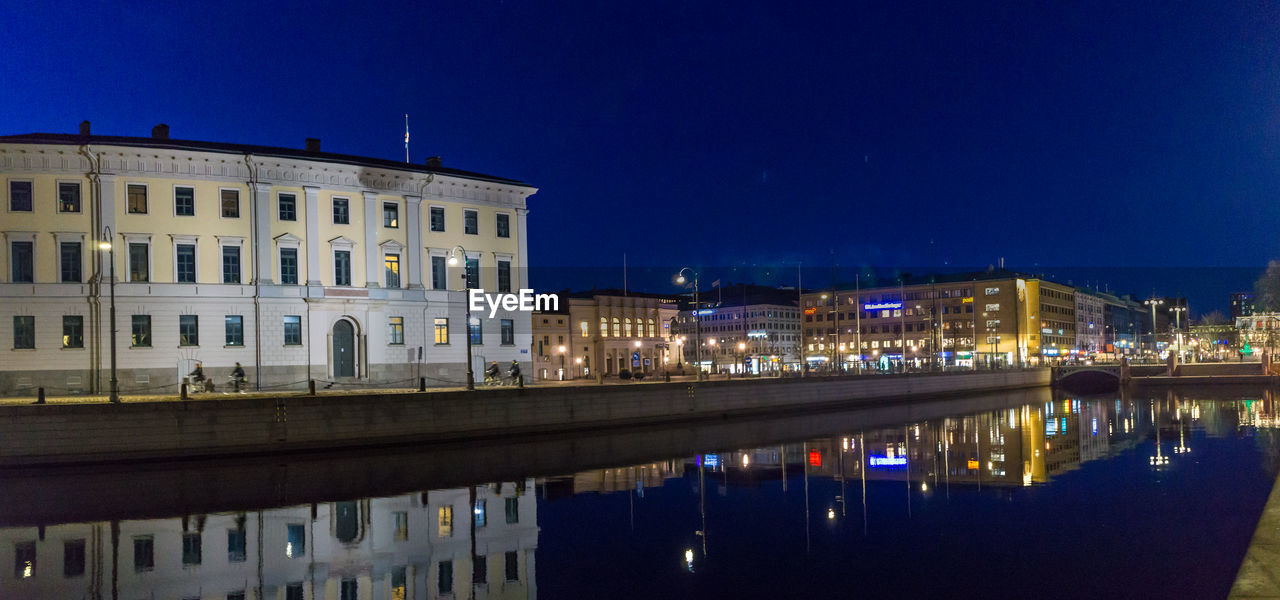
[{"left": 1231, "top": 473, "right": 1280, "bottom": 597}]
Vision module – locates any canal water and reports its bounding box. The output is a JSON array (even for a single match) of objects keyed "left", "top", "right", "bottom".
[{"left": 2, "top": 386, "right": 1278, "bottom": 599}]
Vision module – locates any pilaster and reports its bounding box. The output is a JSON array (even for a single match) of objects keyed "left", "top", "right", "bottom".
[
  {"left": 516, "top": 207, "right": 530, "bottom": 290},
  {"left": 405, "top": 195, "right": 423, "bottom": 289},
  {"left": 362, "top": 191, "right": 379, "bottom": 288},
  {"left": 303, "top": 186, "right": 321, "bottom": 286},
  {"left": 253, "top": 182, "right": 273, "bottom": 285}
]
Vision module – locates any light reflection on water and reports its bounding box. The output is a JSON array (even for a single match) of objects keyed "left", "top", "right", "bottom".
[{"left": 3, "top": 388, "right": 1280, "bottom": 599}]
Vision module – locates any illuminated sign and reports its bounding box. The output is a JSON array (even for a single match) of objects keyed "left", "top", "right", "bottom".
[
  {"left": 1043, "top": 348, "right": 1059, "bottom": 356},
  {"left": 966, "top": 459, "right": 979, "bottom": 470},
  {"left": 804, "top": 308, "right": 817, "bottom": 315},
  {"left": 695, "top": 309, "right": 715, "bottom": 316},
  {"left": 869, "top": 455, "right": 907, "bottom": 467},
  {"left": 702, "top": 454, "right": 719, "bottom": 467},
  {"left": 962, "top": 297, "right": 974, "bottom": 303},
  {"left": 864, "top": 302, "right": 902, "bottom": 310},
  {"left": 747, "top": 330, "right": 768, "bottom": 338},
  {"left": 808, "top": 450, "right": 822, "bottom": 467}
]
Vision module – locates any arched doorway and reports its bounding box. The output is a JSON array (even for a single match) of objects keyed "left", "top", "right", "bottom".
[{"left": 333, "top": 320, "right": 355, "bottom": 377}]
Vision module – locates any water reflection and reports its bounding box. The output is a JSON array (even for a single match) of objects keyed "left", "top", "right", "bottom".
[{"left": 5, "top": 388, "right": 1280, "bottom": 598}]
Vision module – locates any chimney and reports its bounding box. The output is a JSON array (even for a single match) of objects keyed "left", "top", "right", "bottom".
[
  {"left": 78, "top": 121, "right": 91, "bottom": 136},
  {"left": 425, "top": 156, "right": 442, "bottom": 168},
  {"left": 305, "top": 138, "right": 321, "bottom": 152},
  {"left": 151, "top": 124, "right": 169, "bottom": 139}
]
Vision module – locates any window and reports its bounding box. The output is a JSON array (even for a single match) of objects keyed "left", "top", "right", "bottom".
[
  {"left": 383, "top": 202, "right": 399, "bottom": 228},
  {"left": 389, "top": 316, "right": 404, "bottom": 345},
  {"left": 133, "top": 536, "right": 154, "bottom": 572},
  {"left": 227, "top": 528, "right": 246, "bottom": 562},
  {"left": 600, "top": 317, "right": 608, "bottom": 338},
  {"left": 64, "top": 539, "right": 85, "bottom": 577},
  {"left": 393, "top": 511, "right": 409, "bottom": 541},
  {"left": 431, "top": 255, "right": 447, "bottom": 290},
  {"left": 286, "top": 524, "right": 305, "bottom": 558},
  {"left": 283, "top": 316, "right": 302, "bottom": 345},
  {"left": 225, "top": 316, "right": 244, "bottom": 346},
  {"left": 63, "top": 315, "right": 83, "bottom": 348},
  {"left": 11, "top": 241, "right": 33, "bottom": 282},
  {"left": 985, "top": 287, "right": 1000, "bottom": 295},
  {"left": 286, "top": 583, "right": 304, "bottom": 600},
  {"left": 132, "top": 315, "right": 152, "bottom": 347},
  {"left": 474, "top": 499, "right": 487, "bottom": 527},
  {"left": 612, "top": 317, "right": 620, "bottom": 337},
  {"left": 465, "top": 256, "right": 479, "bottom": 289},
  {"left": 473, "top": 555, "right": 487, "bottom": 585},
  {"left": 278, "top": 193, "right": 297, "bottom": 221},
  {"left": 59, "top": 182, "right": 81, "bottom": 212},
  {"left": 429, "top": 206, "right": 445, "bottom": 232},
  {"left": 228, "top": 592, "right": 246, "bottom": 600},
  {"left": 176, "top": 244, "right": 196, "bottom": 283},
  {"left": 333, "top": 198, "right": 349, "bottom": 224},
  {"left": 497, "top": 259, "right": 511, "bottom": 293},
  {"left": 463, "top": 209, "right": 478, "bottom": 234},
  {"left": 648, "top": 318, "right": 656, "bottom": 338},
  {"left": 182, "top": 533, "right": 202, "bottom": 566},
  {"left": 624, "top": 318, "right": 632, "bottom": 338},
  {"left": 15, "top": 541, "right": 35, "bottom": 578},
  {"left": 13, "top": 316, "right": 34, "bottom": 349},
  {"left": 60, "top": 241, "right": 81, "bottom": 282},
  {"left": 222, "top": 246, "right": 241, "bottom": 284},
  {"left": 9, "top": 180, "right": 32, "bottom": 211},
  {"left": 496, "top": 213, "right": 511, "bottom": 238},
  {"left": 128, "top": 243, "right": 149, "bottom": 282},
  {"left": 505, "top": 497, "right": 519, "bottom": 524},
  {"left": 501, "top": 319, "right": 514, "bottom": 345},
  {"left": 340, "top": 578, "right": 358, "bottom": 600},
  {"left": 505, "top": 551, "right": 519, "bottom": 582},
  {"left": 985, "top": 303, "right": 1000, "bottom": 312},
  {"left": 469, "top": 318, "right": 482, "bottom": 345},
  {"left": 221, "top": 189, "right": 240, "bottom": 217},
  {"left": 175, "top": 186, "right": 195, "bottom": 216},
  {"left": 392, "top": 567, "right": 407, "bottom": 600},
  {"left": 280, "top": 248, "right": 298, "bottom": 284},
  {"left": 580, "top": 321, "right": 589, "bottom": 338},
  {"left": 438, "top": 506, "right": 454, "bottom": 537},
  {"left": 438, "top": 561, "right": 453, "bottom": 594},
  {"left": 334, "top": 250, "right": 352, "bottom": 286},
  {"left": 180, "top": 315, "right": 199, "bottom": 346},
  {"left": 433, "top": 318, "right": 449, "bottom": 345},
  {"left": 384, "top": 253, "right": 401, "bottom": 288},
  {"left": 127, "top": 184, "right": 147, "bottom": 214}
]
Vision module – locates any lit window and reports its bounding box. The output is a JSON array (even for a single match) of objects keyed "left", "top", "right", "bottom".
[
  {"left": 383, "top": 202, "right": 399, "bottom": 228},
  {"left": 385, "top": 253, "right": 401, "bottom": 288},
  {"left": 286, "top": 524, "right": 305, "bottom": 558},
  {"left": 58, "top": 182, "right": 81, "bottom": 213},
  {"left": 221, "top": 189, "right": 240, "bottom": 218},
  {"left": 389, "top": 316, "right": 404, "bottom": 345},
  {"left": 127, "top": 184, "right": 147, "bottom": 214},
  {"left": 434, "top": 318, "right": 449, "bottom": 344},
  {"left": 438, "top": 506, "right": 453, "bottom": 538}
]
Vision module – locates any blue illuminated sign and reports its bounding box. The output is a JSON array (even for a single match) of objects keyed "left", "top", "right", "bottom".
[
  {"left": 869, "top": 455, "right": 907, "bottom": 467},
  {"left": 702, "top": 454, "right": 720, "bottom": 467},
  {"left": 863, "top": 302, "right": 902, "bottom": 310},
  {"left": 695, "top": 309, "right": 715, "bottom": 316}
]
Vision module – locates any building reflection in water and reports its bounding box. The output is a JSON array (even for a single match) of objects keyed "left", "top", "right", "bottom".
[{"left": 0, "top": 479, "right": 538, "bottom": 600}]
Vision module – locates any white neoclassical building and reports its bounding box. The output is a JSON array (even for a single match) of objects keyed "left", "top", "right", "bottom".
[{"left": 0, "top": 123, "right": 537, "bottom": 394}]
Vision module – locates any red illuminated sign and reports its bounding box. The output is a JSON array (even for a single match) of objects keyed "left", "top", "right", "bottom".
[{"left": 808, "top": 450, "right": 822, "bottom": 467}]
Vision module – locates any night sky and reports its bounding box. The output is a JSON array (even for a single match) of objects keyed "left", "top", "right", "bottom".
[{"left": 5, "top": 1, "right": 1279, "bottom": 314}]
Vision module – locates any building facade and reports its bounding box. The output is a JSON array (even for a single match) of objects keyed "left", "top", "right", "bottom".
[
  {"left": 1073, "top": 290, "right": 1105, "bottom": 355},
  {"left": 0, "top": 126, "right": 537, "bottom": 394},
  {"left": 1232, "top": 292, "right": 1256, "bottom": 319},
  {"left": 672, "top": 284, "right": 802, "bottom": 374},
  {"left": 532, "top": 290, "right": 679, "bottom": 381}
]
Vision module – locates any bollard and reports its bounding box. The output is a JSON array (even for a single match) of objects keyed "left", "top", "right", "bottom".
[
  {"left": 597, "top": 370, "right": 604, "bottom": 385},
  {"left": 180, "top": 383, "right": 188, "bottom": 401},
  {"left": 36, "top": 387, "right": 45, "bottom": 405},
  {"left": 664, "top": 372, "right": 671, "bottom": 383},
  {"left": 419, "top": 377, "right": 426, "bottom": 392},
  {"left": 517, "top": 376, "right": 524, "bottom": 389},
  {"left": 308, "top": 379, "right": 316, "bottom": 396}
]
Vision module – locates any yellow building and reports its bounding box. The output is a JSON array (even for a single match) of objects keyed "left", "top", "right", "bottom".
[
  {"left": 0, "top": 123, "right": 537, "bottom": 394},
  {"left": 532, "top": 290, "right": 679, "bottom": 381}
]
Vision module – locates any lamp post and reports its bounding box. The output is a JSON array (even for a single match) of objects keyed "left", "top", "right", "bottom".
[
  {"left": 738, "top": 341, "right": 747, "bottom": 377},
  {"left": 675, "top": 268, "right": 703, "bottom": 381},
  {"left": 98, "top": 227, "right": 120, "bottom": 403},
  {"left": 1144, "top": 298, "right": 1164, "bottom": 358},
  {"left": 1170, "top": 305, "right": 1187, "bottom": 362},
  {"left": 448, "top": 245, "right": 475, "bottom": 390}
]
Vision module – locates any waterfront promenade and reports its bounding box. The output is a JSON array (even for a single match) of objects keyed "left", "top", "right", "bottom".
[{"left": 0, "top": 369, "right": 1049, "bottom": 467}]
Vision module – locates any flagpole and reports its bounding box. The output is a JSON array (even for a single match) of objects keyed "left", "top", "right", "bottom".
[{"left": 404, "top": 114, "right": 409, "bottom": 163}]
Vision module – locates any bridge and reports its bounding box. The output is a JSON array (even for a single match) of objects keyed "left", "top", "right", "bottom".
[{"left": 1051, "top": 363, "right": 1130, "bottom": 392}]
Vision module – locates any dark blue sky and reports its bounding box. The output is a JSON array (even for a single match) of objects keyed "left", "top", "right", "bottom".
[{"left": 5, "top": 1, "right": 1278, "bottom": 313}]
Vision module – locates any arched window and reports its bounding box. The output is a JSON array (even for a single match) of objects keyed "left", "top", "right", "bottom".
[
  {"left": 600, "top": 317, "right": 608, "bottom": 338},
  {"left": 624, "top": 318, "right": 632, "bottom": 338},
  {"left": 580, "top": 321, "right": 589, "bottom": 338},
  {"left": 612, "top": 317, "right": 621, "bottom": 337},
  {"left": 648, "top": 318, "right": 656, "bottom": 338}
]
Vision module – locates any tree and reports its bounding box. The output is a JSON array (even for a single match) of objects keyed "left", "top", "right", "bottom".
[
  {"left": 1200, "top": 310, "right": 1228, "bottom": 326},
  {"left": 1254, "top": 261, "right": 1280, "bottom": 312}
]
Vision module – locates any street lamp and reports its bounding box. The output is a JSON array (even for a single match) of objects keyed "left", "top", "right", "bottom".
[
  {"left": 675, "top": 268, "right": 703, "bottom": 381},
  {"left": 1144, "top": 298, "right": 1164, "bottom": 358},
  {"left": 1170, "top": 305, "right": 1187, "bottom": 362},
  {"left": 738, "top": 341, "right": 746, "bottom": 377},
  {"left": 448, "top": 246, "right": 475, "bottom": 390},
  {"left": 98, "top": 227, "right": 120, "bottom": 403}
]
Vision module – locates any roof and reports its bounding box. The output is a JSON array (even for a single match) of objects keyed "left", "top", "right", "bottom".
[
  {"left": 0, "top": 132, "right": 531, "bottom": 187},
  {"left": 566, "top": 288, "right": 681, "bottom": 303}
]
